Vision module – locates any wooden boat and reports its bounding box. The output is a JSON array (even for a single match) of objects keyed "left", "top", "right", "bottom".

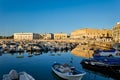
[
  {"left": 52, "top": 63, "right": 86, "bottom": 80},
  {"left": 93, "top": 55, "right": 120, "bottom": 68},
  {"left": 81, "top": 59, "right": 120, "bottom": 70},
  {"left": 81, "top": 59, "right": 120, "bottom": 80}
]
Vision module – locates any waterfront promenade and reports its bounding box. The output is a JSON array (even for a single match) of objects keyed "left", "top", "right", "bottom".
[{"left": 0, "top": 39, "right": 114, "bottom": 51}]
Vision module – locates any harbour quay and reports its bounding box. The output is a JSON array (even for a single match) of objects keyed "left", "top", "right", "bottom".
[
  {"left": 0, "top": 38, "right": 115, "bottom": 55},
  {"left": 0, "top": 40, "right": 78, "bottom": 53}
]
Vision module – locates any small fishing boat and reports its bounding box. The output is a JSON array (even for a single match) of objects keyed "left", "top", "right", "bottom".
[
  {"left": 81, "top": 59, "right": 120, "bottom": 80},
  {"left": 93, "top": 55, "right": 120, "bottom": 67},
  {"left": 52, "top": 63, "right": 86, "bottom": 80},
  {"left": 81, "top": 59, "right": 120, "bottom": 70},
  {"left": 94, "top": 50, "right": 120, "bottom": 58}
]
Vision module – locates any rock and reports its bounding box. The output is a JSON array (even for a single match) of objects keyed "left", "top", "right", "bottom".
[{"left": 9, "top": 70, "right": 18, "bottom": 80}]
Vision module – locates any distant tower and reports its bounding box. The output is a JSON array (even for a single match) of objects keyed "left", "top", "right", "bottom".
[{"left": 117, "top": 22, "right": 120, "bottom": 25}]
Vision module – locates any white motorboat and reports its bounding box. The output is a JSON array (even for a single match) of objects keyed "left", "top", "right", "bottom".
[
  {"left": 17, "top": 45, "right": 24, "bottom": 52},
  {"left": 2, "top": 43, "right": 9, "bottom": 51},
  {"left": 33, "top": 46, "right": 41, "bottom": 51},
  {"left": 52, "top": 63, "right": 86, "bottom": 80}
]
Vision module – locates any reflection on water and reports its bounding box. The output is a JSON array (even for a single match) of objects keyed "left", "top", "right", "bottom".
[
  {"left": 83, "top": 69, "right": 113, "bottom": 80},
  {"left": 82, "top": 67, "right": 119, "bottom": 80},
  {"left": 52, "top": 71, "right": 65, "bottom": 80},
  {"left": 0, "top": 53, "right": 2, "bottom": 56},
  {"left": 0, "top": 50, "right": 115, "bottom": 80},
  {"left": 49, "top": 51, "right": 62, "bottom": 56},
  {"left": 71, "top": 44, "right": 94, "bottom": 58},
  {"left": 16, "top": 52, "right": 24, "bottom": 58},
  {"left": 71, "top": 49, "right": 94, "bottom": 58}
]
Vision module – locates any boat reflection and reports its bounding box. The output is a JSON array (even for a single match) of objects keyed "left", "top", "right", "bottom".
[
  {"left": 16, "top": 52, "right": 24, "bottom": 58},
  {"left": 0, "top": 49, "right": 70, "bottom": 57},
  {"left": 82, "top": 65, "right": 120, "bottom": 80},
  {"left": 0, "top": 53, "right": 2, "bottom": 56},
  {"left": 49, "top": 52, "right": 61, "bottom": 56},
  {"left": 51, "top": 71, "right": 66, "bottom": 80},
  {"left": 49, "top": 50, "right": 70, "bottom": 56},
  {"left": 27, "top": 52, "right": 33, "bottom": 57},
  {"left": 33, "top": 52, "right": 42, "bottom": 56}
]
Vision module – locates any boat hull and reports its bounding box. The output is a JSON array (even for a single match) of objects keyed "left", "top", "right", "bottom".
[
  {"left": 52, "top": 63, "right": 85, "bottom": 80},
  {"left": 81, "top": 60, "right": 120, "bottom": 80},
  {"left": 52, "top": 68, "right": 83, "bottom": 80}
]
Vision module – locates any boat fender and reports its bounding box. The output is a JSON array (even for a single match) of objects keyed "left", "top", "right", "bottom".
[
  {"left": 91, "top": 62, "right": 95, "bottom": 65},
  {"left": 85, "top": 61, "right": 88, "bottom": 64}
]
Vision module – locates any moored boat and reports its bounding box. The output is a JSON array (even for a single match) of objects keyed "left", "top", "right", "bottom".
[
  {"left": 81, "top": 59, "right": 120, "bottom": 70},
  {"left": 80, "top": 59, "right": 120, "bottom": 80},
  {"left": 93, "top": 55, "right": 120, "bottom": 67},
  {"left": 8, "top": 47, "right": 16, "bottom": 53},
  {"left": 52, "top": 63, "right": 86, "bottom": 80},
  {"left": 17, "top": 45, "right": 24, "bottom": 52},
  {"left": 94, "top": 48, "right": 120, "bottom": 57}
]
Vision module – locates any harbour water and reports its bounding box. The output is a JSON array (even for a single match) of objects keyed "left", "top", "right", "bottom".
[{"left": 0, "top": 51, "right": 114, "bottom": 80}]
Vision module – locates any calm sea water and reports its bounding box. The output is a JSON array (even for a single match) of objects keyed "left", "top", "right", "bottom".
[{"left": 0, "top": 51, "right": 114, "bottom": 80}]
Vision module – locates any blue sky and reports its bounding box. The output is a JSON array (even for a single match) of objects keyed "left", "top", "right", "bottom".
[{"left": 0, "top": 0, "right": 120, "bottom": 35}]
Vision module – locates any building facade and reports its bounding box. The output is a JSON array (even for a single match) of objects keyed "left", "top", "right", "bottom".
[
  {"left": 54, "top": 33, "right": 67, "bottom": 40},
  {"left": 70, "top": 28, "right": 112, "bottom": 41},
  {"left": 113, "top": 22, "right": 120, "bottom": 42},
  {"left": 42, "top": 33, "right": 54, "bottom": 40},
  {"left": 14, "top": 33, "right": 40, "bottom": 41}
]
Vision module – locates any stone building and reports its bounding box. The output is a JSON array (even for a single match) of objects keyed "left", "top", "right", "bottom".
[
  {"left": 113, "top": 22, "right": 120, "bottom": 42},
  {"left": 54, "top": 33, "right": 67, "bottom": 40},
  {"left": 70, "top": 28, "right": 112, "bottom": 42},
  {"left": 42, "top": 33, "right": 54, "bottom": 40},
  {"left": 14, "top": 33, "right": 40, "bottom": 41}
]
